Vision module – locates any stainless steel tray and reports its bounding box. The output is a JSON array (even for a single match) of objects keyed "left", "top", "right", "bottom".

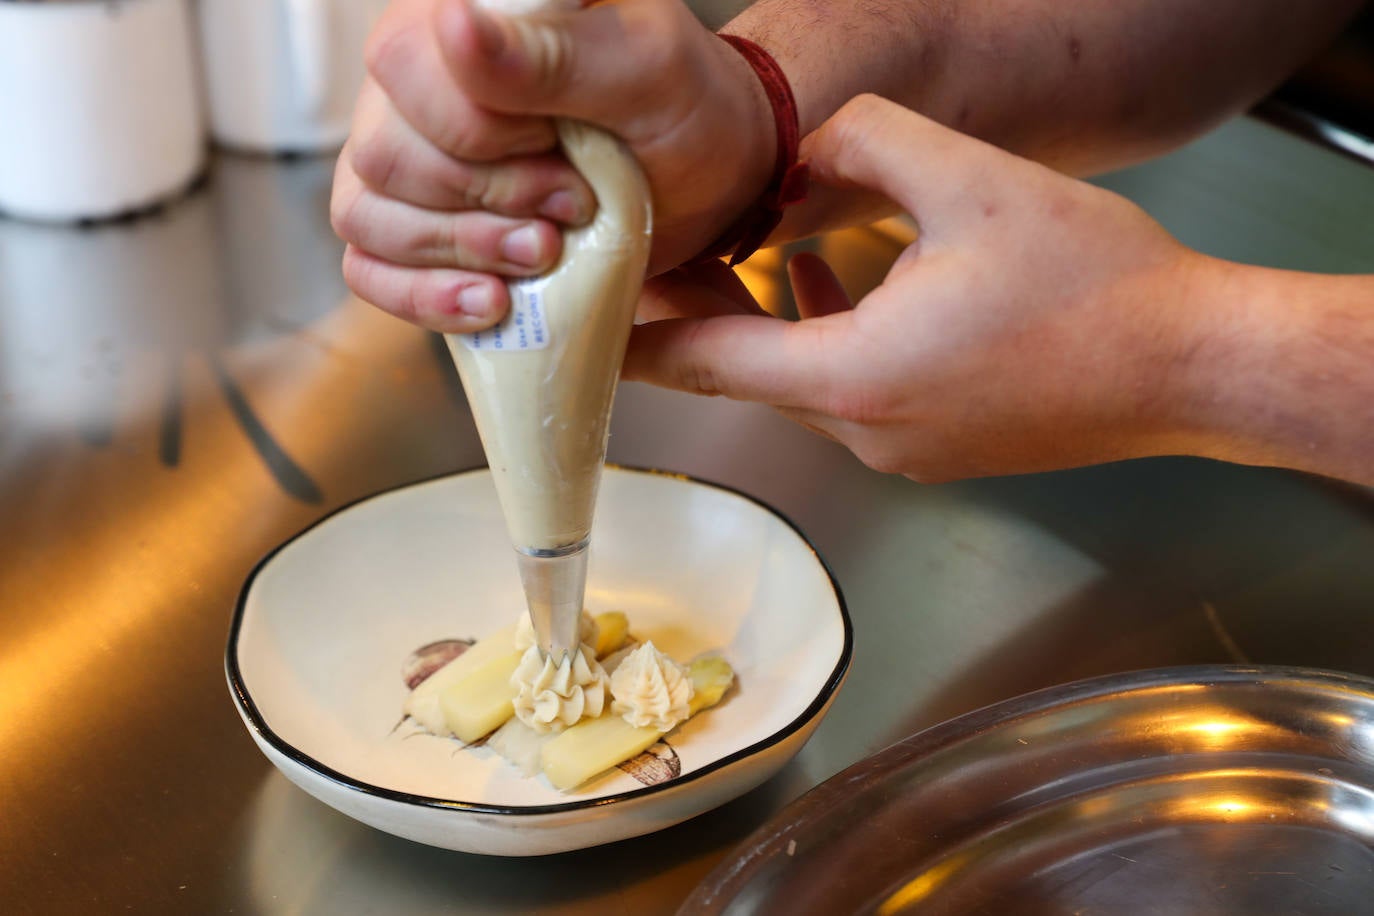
[{"left": 682, "top": 666, "right": 1374, "bottom": 915}]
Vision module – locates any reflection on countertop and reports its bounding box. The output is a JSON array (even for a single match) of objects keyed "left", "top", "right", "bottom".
[{"left": 3, "top": 114, "right": 1374, "bottom": 914}]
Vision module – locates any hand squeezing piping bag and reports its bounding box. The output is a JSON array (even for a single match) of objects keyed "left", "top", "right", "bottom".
[{"left": 444, "top": 0, "right": 652, "bottom": 664}]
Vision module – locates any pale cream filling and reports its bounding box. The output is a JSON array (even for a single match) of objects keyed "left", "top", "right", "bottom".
[
  {"left": 609, "top": 641, "right": 694, "bottom": 732},
  {"left": 511, "top": 644, "right": 610, "bottom": 734}
]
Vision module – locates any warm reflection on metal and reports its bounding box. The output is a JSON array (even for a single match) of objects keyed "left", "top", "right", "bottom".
[
  {"left": 736, "top": 244, "right": 785, "bottom": 315},
  {"left": 874, "top": 852, "right": 970, "bottom": 915},
  {"left": 687, "top": 667, "right": 1374, "bottom": 915},
  {"left": 735, "top": 218, "right": 917, "bottom": 318},
  {"left": 1184, "top": 715, "right": 1250, "bottom": 739},
  {"left": 6, "top": 113, "right": 1374, "bottom": 912}
]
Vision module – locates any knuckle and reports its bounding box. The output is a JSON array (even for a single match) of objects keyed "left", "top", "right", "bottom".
[
  {"left": 614, "top": 3, "right": 693, "bottom": 125},
  {"left": 439, "top": 110, "right": 505, "bottom": 162},
  {"left": 363, "top": 24, "right": 407, "bottom": 85},
  {"left": 329, "top": 186, "right": 362, "bottom": 241},
  {"left": 350, "top": 135, "right": 402, "bottom": 193},
  {"left": 340, "top": 248, "right": 384, "bottom": 306},
  {"left": 828, "top": 99, "right": 861, "bottom": 140},
  {"left": 432, "top": 110, "right": 476, "bottom": 159},
  {"left": 397, "top": 278, "right": 425, "bottom": 323},
  {"left": 904, "top": 467, "right": 950, "bottom": 485},
  {"left": 823, "top": 384, "right": 894, "bottom": 427},
  {"left": 343, "top": 247, "right": 422, "bottom": 322},
  {"left": 432, "top": 213, "right": 461, "bottom": 262},
  {"left": 632, "top": 10, "right": 684, "bottom": 89},
  {"left": 463, "top": 164, "right": 496, "bottom": 211},
  {"left": 854, "top": 443, "right": 907, "bottom": 477},
  {"left": 843, "top": 93, "right": 889, "bottom": 120},
  {"left": 676, "top": 323, "right": 723, "bottom": 396},
  {"left": 434, "top": 215, "right": 498, "bottom": 270},
  {"left": 681, "top": 363, "right": 721, "bottom": 397},
  {"left": 470, "top": 164, "right": 542, "bottom": 214},
  {"left": 339, "top": 246, "right": 367, "bottom": 291},
  {"left": 434, "top": 97, "right": 555, "bottom": 161},
  {"left": 823, "top": 391, "right": 868, "bottom": 424},
  {"left": 445, "top": 158, "right": 529, "bottom": 215},
  {"left": 442, "top": 127, "right": 483, "bottom": 161},
  {"left": 804, "top": 342, "right": 890, "bottom": 426},
  {"left": 528, "top": 22, "right": 575, "bottom": 95},
  {"left": 837, "top": 93, "right": 896, "bottom": 138},
  {"left": 826, "top": 94, "right": 893, "bottom": 167}
]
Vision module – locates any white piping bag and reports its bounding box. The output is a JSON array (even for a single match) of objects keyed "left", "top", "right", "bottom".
[{"left": 444, "top": 0, "right": 652, "bottom": 664}]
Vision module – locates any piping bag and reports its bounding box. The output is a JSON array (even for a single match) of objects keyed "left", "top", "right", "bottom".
[{"left": 444, "top": 0, "right": 652, "bottom": 665}]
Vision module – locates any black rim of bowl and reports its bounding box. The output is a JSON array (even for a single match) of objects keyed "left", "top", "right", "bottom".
[{"left": 226, "top": 464, "right": 854, "bottom": 817}]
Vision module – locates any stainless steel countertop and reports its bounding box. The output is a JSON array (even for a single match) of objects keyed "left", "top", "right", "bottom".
[{"left": 3, "top": 115, "right": 1374, "bottom": 914}]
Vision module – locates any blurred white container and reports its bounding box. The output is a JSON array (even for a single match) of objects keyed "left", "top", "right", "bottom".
[
  {"left": 197, "top": 0, "right": 388, "bottom": 154},
  {"left": 0, "top": 0, "right": 205, "bottom": 223}
]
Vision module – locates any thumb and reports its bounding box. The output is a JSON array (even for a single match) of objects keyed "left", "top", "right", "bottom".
[
  {"left": 623, "top": 257, "right": 852, "bottom": 407},
  {"left": 801, "top": 94, "right": 1016, "bottom": 234},
  {"left": 434, "top": 0, "right": 666, "bottom": 123},
  {"left": 624, "top": 313, "right": 842, "bottom": 408}
]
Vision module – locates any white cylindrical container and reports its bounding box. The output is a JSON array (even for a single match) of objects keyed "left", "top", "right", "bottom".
[
  {"left": 0, "top": 0, "right": 206, "bottom": 223},
  {"left": 196, "top": 0, "right": 388, "bottom": 154}
]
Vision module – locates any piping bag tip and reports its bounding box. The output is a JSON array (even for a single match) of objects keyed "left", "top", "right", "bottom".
[{"left": 515, "top": 539, "right": 589, "bottom": 662}]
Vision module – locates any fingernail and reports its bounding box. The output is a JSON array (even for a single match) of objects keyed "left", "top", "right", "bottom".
[
  {"left": 501, "top": 225, "right": 546, "bottom": 267},
  {"left": 468, "top": 3, "right": 506, "bottom": 57},
  {"left": 538, "top": 189, "right": 589, "bottom": 224},
  {"left": 456, "top": 283, "right": 495, "bottom": 317}
]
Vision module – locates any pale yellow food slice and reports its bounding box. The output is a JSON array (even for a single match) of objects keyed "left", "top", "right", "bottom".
[
  {"left": 591, "top": 611, "right": 629, "bottom": 658},
  {"left": 684, "top": 655, "right": 735, "bottom": 714},
  {"left": 404, "top": 623, "right": 518, "bottom": 734},
  {"left": 439, "top": 650, "right": 523, "bottom": 743},
  {"left": 540, "top": 656, "right": 735, "bottom": 791},
  {"left": 487, "top": 717, "right": 552, "bottom": 776},
  {"left": 541, "top": 714, "right": 661, "bottom": 791}
]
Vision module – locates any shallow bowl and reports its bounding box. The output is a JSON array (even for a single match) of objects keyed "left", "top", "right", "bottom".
[{"left": 228, "top": 466, "right": 851, "bottom": 856}]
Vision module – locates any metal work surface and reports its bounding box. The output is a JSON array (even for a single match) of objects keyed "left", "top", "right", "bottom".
[
  {"left": 684, "top": 666, "right": 1374, "bottom": 915},
  {"left": 3, "top": 115, "right": 1374, "bottom": 914}
]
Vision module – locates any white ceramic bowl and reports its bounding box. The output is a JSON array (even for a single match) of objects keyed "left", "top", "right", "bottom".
[{"left": 228, "top": 467, "right": 851, "bottom": 856}]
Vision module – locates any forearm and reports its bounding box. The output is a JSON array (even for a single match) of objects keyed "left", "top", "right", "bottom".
[
  {"left": 1174, "top": 260, "right": 1374, "bottom": 486},
  {"left": 724, "top": 0, "right": 1364, "bottom": 237}
]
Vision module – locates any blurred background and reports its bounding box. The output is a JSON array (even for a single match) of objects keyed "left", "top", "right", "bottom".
[{"left": 2, "top": 2, "right": 1373, "bottom": 914}]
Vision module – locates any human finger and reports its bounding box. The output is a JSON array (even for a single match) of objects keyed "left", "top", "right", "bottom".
[
  {"left": 365, "top": 0, "right": 555, "bottom": 160},
  {"left": 776, "top": 404, "right": 928, "bottom": 479},
  {"left": 348, "top": 81, "right": 594, "bottom": 221},
  {"left": 801, "top": 94, "right": 1034, "bottom": 238},
  {"left": 623, "top": 312, "right": 848, "bottom": 408},
  {"left": 432, "top": 0, "right": 694, "bottom": 133},
  {"left": 787, "top": 252, "right": 854, "bottom": 319},
  {"left": 331, "top": 163, "right": 561, "bottom": 274},
  {"left": 638, "top": 260, "right": 769, "bottom": 322},
  {"left": 342, "top": 245, "right": 510, "bottom": 333},
  {"left": 775, "top": 406, "right": 846, "bottom": 445}
]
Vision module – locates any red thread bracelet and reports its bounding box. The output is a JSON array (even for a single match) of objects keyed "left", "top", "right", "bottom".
[{"left": 693, "top": 33, "right": 809, "bottom": 267}]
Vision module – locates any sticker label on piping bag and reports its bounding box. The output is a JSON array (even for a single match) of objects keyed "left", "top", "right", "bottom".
[{"left": 462, "top": 278, "right": 550, "bottom": 352}]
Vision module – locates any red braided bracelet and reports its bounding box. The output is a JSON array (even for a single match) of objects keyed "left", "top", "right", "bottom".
[{"left": 693, "top": 34, "right": 809, "bottom": 267}]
